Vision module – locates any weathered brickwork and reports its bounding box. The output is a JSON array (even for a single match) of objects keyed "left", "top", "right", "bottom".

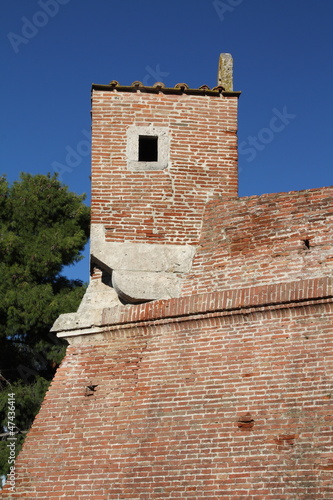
[
  {"left": 91, "top": 88, "right": 238, "bottom": 244},
  {"left": 181, "top": 186, "right": 333, "bottom": 295},
  {"left": 3, "top": 280, "right": 333, "bottom": 499}
]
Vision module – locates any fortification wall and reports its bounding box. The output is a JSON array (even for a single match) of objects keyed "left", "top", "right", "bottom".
[
  {"left": 3, "top": 278, "right": 333, "bottom": 499},
  {"left": 182, "top": 185, "right": 333, "bottom": 295}
]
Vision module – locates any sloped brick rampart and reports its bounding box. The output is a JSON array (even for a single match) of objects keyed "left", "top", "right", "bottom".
[{"left": 3, "top": 278, "right": 333, "bottom": 499}]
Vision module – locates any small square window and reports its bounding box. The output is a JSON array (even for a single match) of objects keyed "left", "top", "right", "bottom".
[
  {"left": 127, "top": 125, "right": 169, "bottom": 171},
  {"left": 139, "top": 136, "right": 158, "bottom": 162}
]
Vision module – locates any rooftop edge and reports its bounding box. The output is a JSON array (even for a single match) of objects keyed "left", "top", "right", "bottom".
[{"left": 91, "top": 81, "right": 241, "bottom": 97}]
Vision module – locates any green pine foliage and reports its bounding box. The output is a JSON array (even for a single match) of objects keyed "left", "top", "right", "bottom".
[{"left": 0, "top": 173, "right": 90, "bottom": 479}]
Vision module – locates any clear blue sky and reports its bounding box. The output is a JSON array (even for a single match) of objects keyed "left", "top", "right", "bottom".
[{"left": 2, "top": 0, "right": 333, "bottom": 282}]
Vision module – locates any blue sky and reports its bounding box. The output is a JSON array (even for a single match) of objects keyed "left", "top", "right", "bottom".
[{"left": 2, "top": 0, "right": 333, "bottom": 282}]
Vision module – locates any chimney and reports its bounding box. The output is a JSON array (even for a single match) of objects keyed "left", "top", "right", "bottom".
[{"left": 217, "top": 53, "right": 233, "bottom": 91}]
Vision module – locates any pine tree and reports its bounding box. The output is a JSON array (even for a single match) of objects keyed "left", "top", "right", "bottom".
[{"left": 0, "top": 173, "right": 90, "bottom": 478}]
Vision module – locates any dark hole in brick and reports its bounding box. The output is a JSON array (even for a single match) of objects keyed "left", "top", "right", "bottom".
[
  {"left": 139, "top": 135, "right": 158, "bottom": 162},
  {"left": 303, "top": 239, "right": 310, "bottom": 249}
]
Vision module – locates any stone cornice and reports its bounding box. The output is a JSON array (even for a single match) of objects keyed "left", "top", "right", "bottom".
[{"left": 52, "top": 277, "right": 333, "bottom": 341}]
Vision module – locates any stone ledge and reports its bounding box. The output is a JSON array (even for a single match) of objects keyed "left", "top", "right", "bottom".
[{"left": 51, "top": 277, "right": 333, "bottom": 339}]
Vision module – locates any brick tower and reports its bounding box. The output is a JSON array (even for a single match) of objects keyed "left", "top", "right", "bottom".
[
  {"left": 85, "top": 53, "right": 239, "bottom": 305},
  {"left": 2, "top": 54, "right": 333, "bottom": 500}
]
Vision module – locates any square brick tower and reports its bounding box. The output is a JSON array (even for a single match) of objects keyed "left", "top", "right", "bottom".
[
  {"left": 3, "top": 54, "right": 333, "bottom": 500},
  {"left": 85, "top": 53, "right": 239, "bottom": 305}
]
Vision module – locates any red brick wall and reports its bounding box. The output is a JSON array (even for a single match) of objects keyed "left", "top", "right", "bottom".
[
  {"left": 91, "top": 89, "right": 238, "bottom": 244},
  {"left": 3, "top": 279, "right": 333, "bottom": 499},
  {"left": 182, "top": 185, "right": 333, "bottom": 295}
]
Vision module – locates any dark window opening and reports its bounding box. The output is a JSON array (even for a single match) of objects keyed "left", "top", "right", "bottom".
[{"left": 139, "top": 135, "right": 158, "bottom": 162}]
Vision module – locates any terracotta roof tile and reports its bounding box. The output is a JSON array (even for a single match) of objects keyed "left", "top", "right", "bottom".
[{"left": 92, "top": 81, "right": 241, "bottom": 97}]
